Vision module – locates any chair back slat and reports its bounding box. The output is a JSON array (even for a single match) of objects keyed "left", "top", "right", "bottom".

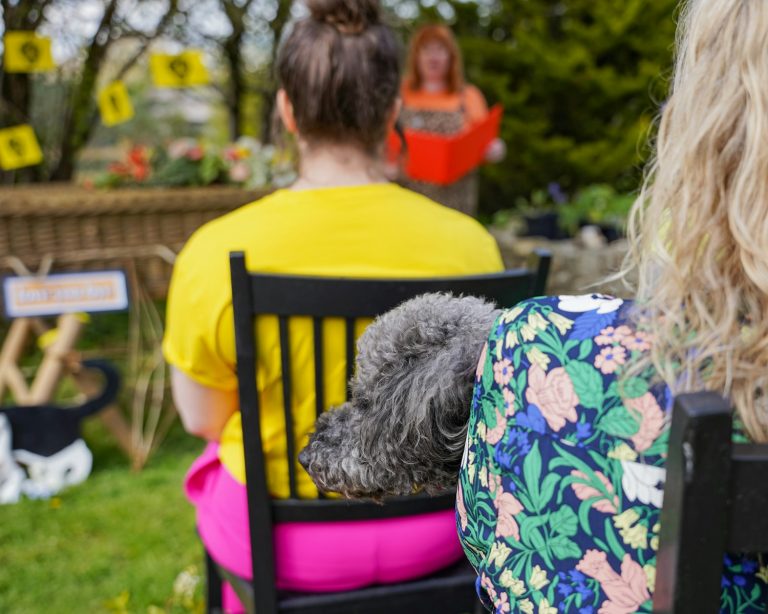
[
  {"left": 345, "top": 318, "right": 355, "bottom": 399},
  {"left": 278, "top": 315, "right": 298, "bottom": 498},
  {"left": 530, "top": 248, "right": 551, "bottom": 296},
  {"left": 311, "top": 317, "right": 327, "bottom": 500},
  {"left": 312, "top": 317, "right": 325, "bottom": 420},
  {"left": 229, "top": 253, "right": 279, "bottom": 613}
]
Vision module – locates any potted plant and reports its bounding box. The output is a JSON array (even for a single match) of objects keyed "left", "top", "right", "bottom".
[{"left": 557, "top": 184, "right": 635, "bottom": 241}]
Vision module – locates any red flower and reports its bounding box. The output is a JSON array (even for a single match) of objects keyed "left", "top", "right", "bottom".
[
  {"left": 107, "top": 162, "right": 130, "bottom": 176},
  {"left": 124, "top": 146, "right": 151, "bottom": 182},
  {"left": 186, "top": 145, "right": 204, "bottom": 161}
]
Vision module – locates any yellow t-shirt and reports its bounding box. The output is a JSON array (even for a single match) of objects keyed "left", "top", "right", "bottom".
[{"left": 163, "top": 183, "right": 503, "bottom": 498}]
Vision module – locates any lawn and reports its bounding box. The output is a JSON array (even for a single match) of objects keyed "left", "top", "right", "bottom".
[{"left": 0, "top": 416, "right": 206, "bottom": 613}]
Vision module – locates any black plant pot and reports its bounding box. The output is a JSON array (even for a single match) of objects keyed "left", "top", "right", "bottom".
[
  {"left": 598, "top": 224, "right": 623, "bottom": 243},
  {"left": 523, "top": 212, "right": 566, "bottom": 240}
]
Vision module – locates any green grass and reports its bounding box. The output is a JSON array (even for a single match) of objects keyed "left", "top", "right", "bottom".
[{"left": 0, "top": 417, "right": 206, "bottom": 613}]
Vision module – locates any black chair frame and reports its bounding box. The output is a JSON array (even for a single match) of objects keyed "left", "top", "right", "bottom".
[
  {"left": 654, "top": 392, "right": 768, "bottom": 613},
  {"left": 210, "top": 249, "right": 551, "bottom": 613}
]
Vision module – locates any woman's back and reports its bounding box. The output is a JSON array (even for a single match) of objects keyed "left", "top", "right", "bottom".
[
  {"left": 164, "top": 182, "right": 502, "bottom": 497},
  {"left": 459, "top": 295, "right": 766, "bottom": 613}
]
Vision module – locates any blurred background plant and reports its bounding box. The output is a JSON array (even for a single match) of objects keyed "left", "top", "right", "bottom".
[
  {"left": 556, "top": 184, "right": 635, "bottom": 237},
  {"left": 489, "top": 182, "right": 635, "bottom": 241},
  {"left": 92, "top": 137, "right": 296, "bottom": 189}
]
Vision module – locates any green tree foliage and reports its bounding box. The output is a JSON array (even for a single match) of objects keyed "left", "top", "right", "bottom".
[{"left": 414, "top": 0, "right": 679, "bottom": 214}]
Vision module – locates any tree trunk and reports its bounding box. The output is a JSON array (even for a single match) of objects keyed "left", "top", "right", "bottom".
[
  {"left": 51, "top": 0, "right": 118, "bottom": 181},
  {"left": 259, "top": 0, "right": 293, "bottom": 144},
  {"left": 0, "top": 0, "right": 48, "bottom": 183},
  {"left": 223, "top": 36, "right": 245, "bottom": 140},
  {"left": 0, "top": 72, "right": 38, "bottom": 183}
]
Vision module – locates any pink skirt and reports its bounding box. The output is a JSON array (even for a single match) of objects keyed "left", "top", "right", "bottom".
[{"left": 185, "top": 444, "right": 464, "bottom": 613}]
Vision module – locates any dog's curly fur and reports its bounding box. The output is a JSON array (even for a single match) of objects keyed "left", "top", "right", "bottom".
[{"left": 299, "top": 293, "right": 499, "bottom": 499}]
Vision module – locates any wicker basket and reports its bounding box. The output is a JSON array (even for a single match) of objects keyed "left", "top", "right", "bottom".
[{"left": 0, "top": 184, "right": 270, "bottom": 298}]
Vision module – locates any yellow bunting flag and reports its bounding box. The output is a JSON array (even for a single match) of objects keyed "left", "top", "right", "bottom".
[
  {"left": 3, "top": 32, "right": 55, "bottom": 73},
  {"left": 98, "top": 81, "right": 134, "bottom": 126},
  {"left": 0, "top": 125, "right": 44, "bottom": 171},
  {"left": 149, "top": 50, "right": 209, "bottom": 88}
]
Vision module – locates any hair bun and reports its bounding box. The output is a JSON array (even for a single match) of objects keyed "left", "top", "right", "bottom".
[{"left": 307, "top": 0, "right": 381, "bottom": 34}]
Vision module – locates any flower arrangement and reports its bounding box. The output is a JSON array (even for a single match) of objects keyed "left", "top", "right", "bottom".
[{"left": 93, "top": 138, "right": 295, "bottom": 189}]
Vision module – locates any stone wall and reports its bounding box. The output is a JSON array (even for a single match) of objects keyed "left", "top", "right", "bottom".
[{"left": 489, "top": 226, "right": 634, "bottom": 297}]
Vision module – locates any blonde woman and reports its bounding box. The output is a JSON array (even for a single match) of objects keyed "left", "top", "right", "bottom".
[{"left": 456, "top": 0, "right": 768, "bottom": 611}]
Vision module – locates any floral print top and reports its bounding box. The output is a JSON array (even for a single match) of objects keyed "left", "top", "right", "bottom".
[{"left": 457, "top": 295, "right": 768, "bottom": 613}]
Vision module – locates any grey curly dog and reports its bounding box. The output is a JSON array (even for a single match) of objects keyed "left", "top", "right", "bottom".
[{"left": 298, "top": 293, "right": 499, "bottom": 499}]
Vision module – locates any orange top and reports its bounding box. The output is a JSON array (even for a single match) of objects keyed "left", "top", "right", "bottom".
[{"left": 401, "top": 84, "right": 489, "bottom": 126}]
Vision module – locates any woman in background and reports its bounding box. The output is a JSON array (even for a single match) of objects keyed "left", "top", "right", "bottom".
[{"left": 399, "top": 24, "right": 505, "bottom": 216}]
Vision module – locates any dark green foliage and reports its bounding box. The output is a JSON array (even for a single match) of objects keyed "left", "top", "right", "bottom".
[{"left": 410, "top": 0, "right": 679, "bottom": 215}]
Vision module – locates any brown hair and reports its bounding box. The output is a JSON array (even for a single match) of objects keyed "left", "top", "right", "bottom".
[
  {"left": 404, "top": 24, "right": 465, "bottom": 94},
  {"left": 276, "top": 0, "right": 400, "bottom": 153}
]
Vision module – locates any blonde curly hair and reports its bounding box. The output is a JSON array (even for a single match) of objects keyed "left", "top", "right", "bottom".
[{"left": 625, "top": 0, "right": 768, "bottom": 441}]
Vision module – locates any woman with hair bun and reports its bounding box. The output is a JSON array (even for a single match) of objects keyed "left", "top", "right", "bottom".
[
  {"left": 399, "top": 24, "right": 505, "bottom": 217},
  {"left": 163, "top": 0, "right": 503, "bottom": 611}
]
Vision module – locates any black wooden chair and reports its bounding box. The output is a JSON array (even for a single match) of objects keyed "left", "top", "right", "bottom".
[
  {"left": 654, "top": 392, "right": 768, "bottom": 613},
  {"left": 205, "top": 249, "right": 551, "bottom": 614}
]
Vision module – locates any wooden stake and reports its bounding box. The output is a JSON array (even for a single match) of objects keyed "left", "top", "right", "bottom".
[
  {"left": 28, "top": 314, "right": 84, "bottom": 404},
  {"left": 0, "top": 319, "right": 33, "bottom": 402}
]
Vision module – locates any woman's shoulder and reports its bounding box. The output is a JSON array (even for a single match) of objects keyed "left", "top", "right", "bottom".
[
  {"left": 496, "top": 294, "right": 635, "bottom": 341},
  {"left": 479, "top": 294, "right": 664, "bottom": 443},
  {"left": 492, "top": 294, "right": 647, "bottom": 372},
  {"left": 462, "top": 83, "right": 485, "bottom": 101}
]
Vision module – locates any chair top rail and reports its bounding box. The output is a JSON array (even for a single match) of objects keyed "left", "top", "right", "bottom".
[{"left": 244, "top": 269, "right": 541, "bottom": 317}]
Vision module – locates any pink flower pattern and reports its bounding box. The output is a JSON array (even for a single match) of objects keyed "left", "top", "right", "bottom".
[
  {"left": 621, "top": 331, "right": 653, "bottom": 352},
  {"left": 485, "top": 408, "right": 507, "bottom": 445},
  {"left": 594, "top": 345, "right": 627, "bottom": 374},
  {"left": 502, "top": 388, "right": 516, "bottom": 417},
  {"left": 495, "top": 491, "right": 523, "bottom": 540},
  {"left": 626, "top": 393, "right": 665, "bottom": 453},
  {"left": 476, "top": 343, "right": 488, "bottom": 381},
  {"left": 525, "top": 365, "right": 579, "bottom": 432},
  {"left": 456, "top": 483, "right": 468, "bottom": 531},
  {"left": 576, "top": 550, "right": 650, "bottom": 614},
  {"left": 493, "top": 359, "right": 514, "bottom": 387},
  {"left": 595, "top": 325, "right": 632, "bottom": 346},
  {"left": 571, "top": 470, "right": 620, "bottom": 514}
]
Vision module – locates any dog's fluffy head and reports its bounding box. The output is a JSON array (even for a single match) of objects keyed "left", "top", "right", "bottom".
[{"left": 299, "top": 293, "right": 499, "bottom": 499}]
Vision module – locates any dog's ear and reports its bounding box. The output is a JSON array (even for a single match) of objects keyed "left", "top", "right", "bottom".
[{"left": 351, "top": 293, "right": 501, "bottom": 494}]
